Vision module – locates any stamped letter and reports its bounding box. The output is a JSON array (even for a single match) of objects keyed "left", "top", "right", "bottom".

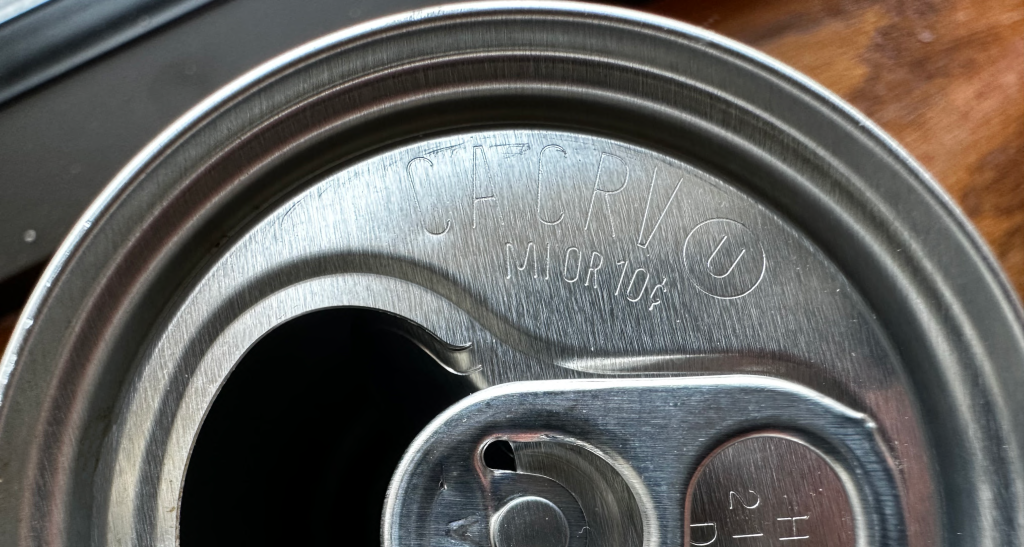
[
  {"left": 471, "top": 146, "right": 504, "bottom": 229},
  {"left": 544, "top": 242, "right": 552, "bottom": 280},
  {"left": 563, "top": 247, "right": 582, "bottom": 283},
  {"left": 648, "top": 277, "right": 668, "bottom": 311},
  {"left": 690, "top": 523, "right": 718, "bottom": 546},
  {"left": 708, "top": 235, "right": 746, "bottom": 279},
  {"left": 615, "top": 260, "right": 630, "bottom": 295},
  {"left": 505, "top": 241, "right": 537, "bottom": 279},
  {"left": 729, "top": 490, "right": 761, "bottom": 510},
  {"left": 626, "top": 268, "right": 650, "bottom": 302},
  {"left": 637, "top": 166, "right": 683, "bottom": 249},
  {"left": 406, "top": 157, "right": 451, "bottom": 236},
  {"left": 536, "top": 145, "right": 567, "bottom": 226},
  {"left": 584, "top": 153, "right": 629, "bottom": 237},
  {"left": 584, "top": 251, "right": 604, "bottom": 288},
  {"left": 777, "top": 516, "right": 809, "bottom": 541}
]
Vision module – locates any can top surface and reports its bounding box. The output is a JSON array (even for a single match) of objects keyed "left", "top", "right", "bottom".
[{"left": 0, "top": 2, "right": 1021, "bottom": 545}]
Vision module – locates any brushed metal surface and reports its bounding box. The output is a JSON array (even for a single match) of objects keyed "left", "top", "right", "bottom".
[
  {"left": 382, "top": 377, "right": 898, "bottom": 547},
  {"left": 94, "top": 129, "right": 921, "bottom": 544},
  {"left": 491, "top": 496, "right": 571, "bottom": 547},
  {"left": 0, "top": 2, "right": 1020, "bottom": 546},
  {"left": 687, "top": 433, "right": 855, "bottom": 546},
  {"left": 0, "top": 0, "right": 444, "bottom": 282}
]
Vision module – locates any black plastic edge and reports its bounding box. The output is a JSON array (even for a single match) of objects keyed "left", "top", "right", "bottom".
[{"left": 0, "top": 0, "right": 218, "bottom": 105}]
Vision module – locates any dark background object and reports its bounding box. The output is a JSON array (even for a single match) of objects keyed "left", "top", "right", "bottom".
[
  {"left": 0, "top": 0, "right": 437, "bottom": 283},
  {"left": 0, "top": 0, "right": 216, "bottom": 105},
  {"left": 179, "top": 309, "right": 473, "bottom": 546}
]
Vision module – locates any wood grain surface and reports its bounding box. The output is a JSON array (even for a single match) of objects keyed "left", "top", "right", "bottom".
[
  {"left": 646, "top": 0, "right": 1024, "bottom": 298},
  {"left": 1, "top": 0, "right": 1022, "bottom": 353}
]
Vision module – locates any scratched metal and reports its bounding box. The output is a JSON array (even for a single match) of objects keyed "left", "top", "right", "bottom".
[
  {"left": 0, "top": 3, "right": 1021, "bottom": 547},
  {"left": 383, "top": 377, "right": 900, "bottom": 547},
  {"left": 490, "top": 495, "right": 572, "bottom": 547},
  {"left": 95, "top": 129, "right": 923, "bottom": 544},
  {"left": 687, "top": 433, "right": 855, "bottom": 547}
]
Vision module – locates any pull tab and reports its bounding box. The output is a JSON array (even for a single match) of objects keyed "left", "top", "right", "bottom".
[{"left": 383, "top": 377, "right": 904, "bottom": 547}]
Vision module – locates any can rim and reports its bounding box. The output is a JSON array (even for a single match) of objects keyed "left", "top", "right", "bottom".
[
  {"left": 0, "top": 2, "right": 1021, "bottom": 544},
  {"left": 4, "top": 0, "right": 1020, "bottom": 393}
]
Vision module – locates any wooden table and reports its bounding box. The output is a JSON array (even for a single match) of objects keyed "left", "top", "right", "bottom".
[
  {"left": 2, "top": 0, "right": 1022, "bottom": 351},
  {"left": 648, "top": 0, "right": 1024, "bottom": 298}
]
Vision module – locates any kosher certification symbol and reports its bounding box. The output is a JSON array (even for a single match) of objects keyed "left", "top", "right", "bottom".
[{"left": 683, "top": 218, "right": 766, "bottom": 299}]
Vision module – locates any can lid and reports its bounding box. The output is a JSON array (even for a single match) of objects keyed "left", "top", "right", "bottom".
[{"left": 1, "top": 3, "right": 1021, "bottom": 545}]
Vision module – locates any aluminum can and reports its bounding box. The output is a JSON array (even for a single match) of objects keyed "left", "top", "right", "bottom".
[{"left": 1, "top": 3, "right": 1021, "bottom": 546}]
